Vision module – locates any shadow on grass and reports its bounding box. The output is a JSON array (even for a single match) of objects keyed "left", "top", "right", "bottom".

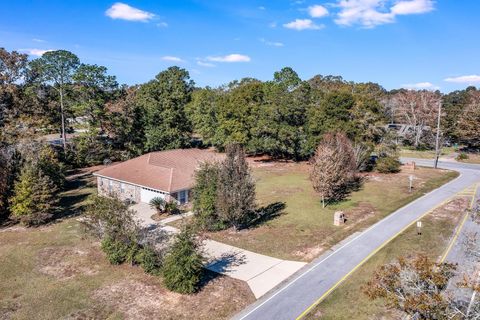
[
  {"left": 246, "top": 201, "right": 286, "bottom": 229},
  {"left": 324, "top": 176, "right": 365, "bottom": 208},
  {"left": 54, "top": 172, "right": 95, "bottom": 221}
]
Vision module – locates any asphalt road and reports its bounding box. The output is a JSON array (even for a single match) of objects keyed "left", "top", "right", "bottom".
[{"left": 233, "top": 159, "right": 480, "bottom": 320}]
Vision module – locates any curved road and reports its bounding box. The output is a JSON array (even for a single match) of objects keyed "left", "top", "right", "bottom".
[{"left": 233, "top": 159, "right": 480, "bottom": 320}]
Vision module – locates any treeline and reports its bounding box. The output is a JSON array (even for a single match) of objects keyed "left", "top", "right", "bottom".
[{"left": 1, "top": 47, "right": 479, "bottom": 221}]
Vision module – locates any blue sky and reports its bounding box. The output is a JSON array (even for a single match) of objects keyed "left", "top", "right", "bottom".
[{"left": 2, "top": 0, "right": 479, "bottom": 92}]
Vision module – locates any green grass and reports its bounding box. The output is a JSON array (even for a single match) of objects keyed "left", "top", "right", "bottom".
[
  {"left": 400, "top": 146, "right": 456, "bottom": 159},
  {"left": 208, "top": 164, "right": 458, "bottom": 261},
  {"left": 305, "top": 196, "right": 469, "bottom": 319}
]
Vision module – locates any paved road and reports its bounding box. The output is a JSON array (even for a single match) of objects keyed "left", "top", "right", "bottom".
[{"left": 233, "top": 159, "right": 480, "bottom": 320}]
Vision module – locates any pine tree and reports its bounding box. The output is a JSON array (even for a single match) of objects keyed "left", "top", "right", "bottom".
[
  {"left": 162, "top": 227, "right": 204, "bottom": 294},
  {"left": 216, "top": 143, "right": 256, "bottom": 230},
  {"left": 9, "top": 164, "right": 58, "bottom": 225}
]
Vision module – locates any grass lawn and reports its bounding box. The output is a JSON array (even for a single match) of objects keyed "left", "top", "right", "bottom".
[
  {"left": 304, "top": 196, "right": 470, "bottom": 319},
  {"left": 399, "top": 146, "right": 456, "bottom": 159},
  {"left": 0, "top": 168, "right": 254, "bottom": 320},
  {"left": 208, "top": 162, "right": 458, "bottom": 261},
  {"left": 459, "top": 153, "right": 480, "bottom": 164}
]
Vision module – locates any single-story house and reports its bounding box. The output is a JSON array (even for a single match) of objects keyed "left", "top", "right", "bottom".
[{"left": 93, "top": 148, "right": 222, "bottom": 205}]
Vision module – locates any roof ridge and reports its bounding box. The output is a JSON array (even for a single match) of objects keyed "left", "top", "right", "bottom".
[{"left": 168, "top": 168, "right": 174, "bottom": 192}]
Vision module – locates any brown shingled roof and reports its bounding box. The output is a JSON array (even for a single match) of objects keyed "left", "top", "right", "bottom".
[{"left": 94, "top": 148, "right": 223, "bottom": 193}]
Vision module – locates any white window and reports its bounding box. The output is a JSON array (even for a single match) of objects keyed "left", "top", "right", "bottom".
[
  {"left": 100, "top": 178, "right": 103, "bottom": 186},
  {"left": 120, "top": 183, "right": 125, "bottom": 193},
  {"left": 108, "top": 180, "right": 113, "bottom": 192}
]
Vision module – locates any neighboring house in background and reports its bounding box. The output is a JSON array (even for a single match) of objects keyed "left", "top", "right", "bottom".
[{"left": 93, "top": 148, "right": 222, "bottom": 205}]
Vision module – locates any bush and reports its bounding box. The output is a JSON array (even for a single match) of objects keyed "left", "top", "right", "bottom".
[
  {"left": 376, "top": 156, "right": 401, "bottom": 173},
  {"left": 101, "top": 236, "right": 138, "bottom": 265},
  {"left": 456, "top": 153, "right": 469, "bottom": 161},
  {"left": 135, "top": 245, "right": 162, "bottom": 275},
  {"left": 163, "top": 227, "right": 204, "bottom": 294},
  {"left": 164, "top": 200, "right": 180, "bottom": 215},
  {"left": 149, "top": 197, "right": 166, "bottom": 214}
]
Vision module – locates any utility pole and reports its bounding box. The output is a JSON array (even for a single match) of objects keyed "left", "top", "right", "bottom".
[{"left": 434, "top": 100, "right": 442, "bottom": 169}]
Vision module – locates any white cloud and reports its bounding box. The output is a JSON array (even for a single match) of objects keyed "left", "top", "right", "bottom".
[
  {"left": 161, "top": 56, "right": 184, "bottom": 62},
  {"left": 444, "top": 75, "right": 480, "bottom": 84},
  {"left": 258, "top": 6, "right": 266, "bottom": 10},
  {"left": 391, "top": 0, "right": 434, "bottom": 15},
  {"left": 269, "top": 21, "right": 278, "bottom": 28},
  {"left": 260, "top": 38, "right": 284, "bottom": 47},
  {"left": 335, "top": 0, "right": 394, "bottom": 27},
  {"left": 206, "top": 54, "right": 251, "bottom": 63},
  {"left": 32, "top": 38, "right": 46, "bottom": 43},
  {"left": 401, "top": 82, "right": 439, "bottom": 90},
  {"left": 156, "top": 22, "right": 168, "bottom": 28},
  {"left": 308, "top": 5, "right": 329, "bottom": 18},
  {"left": 197, "top": 61, "right": 216, "bottom": 67},
  {"left": 283, "top": 19, "right": 324, "bottom": 30},
  {"left": 105, "top": 3, "right": 155, "bottom": 22},
  {"left": 334, "top": 0, "right": 435, "bottom": 28},
  {"left": 18, "top": 48, "right": 53, "bottom": 56}
]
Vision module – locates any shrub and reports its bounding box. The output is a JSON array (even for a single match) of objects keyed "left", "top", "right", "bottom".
[
  {"left": 376, "top": 156, "right": 401, "bottom": 173},
  {"left": 165, "top": 200, "right": 180, "bottom": 215},
  {"left": 456, "top": 153, "right": 469, "bottom": 161},
  {"left": 102, "top": 237, "right": 130, "bottom": 264},
  {"left": 163, "top": 227, "right": 204, "bottom": 294},
  {"left": 135, "top": 245, "right": 162, "bottom": 275},
  {"left": 149, "top": 197, "right": 166, "bottom": 214}
]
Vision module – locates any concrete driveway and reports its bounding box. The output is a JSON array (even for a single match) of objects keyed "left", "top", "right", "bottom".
[
  {"left": 233, "top": 159, "right": 480, "bottom": 320},
  {"left": 205, "top": 240, "right": 306, "bottom": 298}
]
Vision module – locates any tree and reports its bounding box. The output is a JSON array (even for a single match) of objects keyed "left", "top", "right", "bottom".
[
  {"left": 9, "top": 164, "right": 58, "bottom": 226},
  {"left": 309, "top": 132, "right": 356, "bottom": 207},
  {"left": 186, "top": 88, "right": 220, "bottom": 146},
  {"left": 72, "top": 63, "right": 118, "bottom": 130},
  {"left": 216, "top": 144, "right": 256, "bottom": 230},
  {"left": 30, "top": 50, "right": 80, "bottom": 149},
  {"left": 162, "top": 226, "right": 204, "bottom": 294},
  {"left": 394, "top": 90, "right": 441, "bottom": 148},
  {"left": 214, "top": 80, "right": 264, "bottom": 150},
  {"left": 457, "top": 90, "right": 480, "bottom": 149},
  {"left": 0, "top": 146, "right": 18, "bottom": 219},
  {"left": 105, "top": 86, "right": 145, "bottom": 158},
  {"left": 0, "top": 48, "right": 32, "bottom": 144},
  {"left": 192, "top": 161, "right": 224, "bottom": 231},
  {"left": 137, "top": 66, "right": 193, "bottom": 151},
  {"left": 70, "top": 129, "right": 112, "bottom": 167},
  {"left": 364, "top": 255, "right": 456, "bottom": 319},
  {"left": 306, "top": 92, "right": 357, "bottom": 152}
]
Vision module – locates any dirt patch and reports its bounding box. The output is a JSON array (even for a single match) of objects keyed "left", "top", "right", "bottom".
[
  {"left": 88, "top": 272, "right": 254, "bottom": 320},
  {"left": 344, "top": 202, "right": 377, "bottom": 226},
  {"left": 430, "top": 197, "right": 469, "bottom": 221},
  {"left": 293, "top": 245, "right": 325, "bottom": 260},
  {"left": 36, "top": 246, "right": 101, "bottom": 280}
]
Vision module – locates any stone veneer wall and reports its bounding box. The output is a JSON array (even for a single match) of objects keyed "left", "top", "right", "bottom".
[{"left": 97, "top": 177, "right": 141, "bottom": 203}]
